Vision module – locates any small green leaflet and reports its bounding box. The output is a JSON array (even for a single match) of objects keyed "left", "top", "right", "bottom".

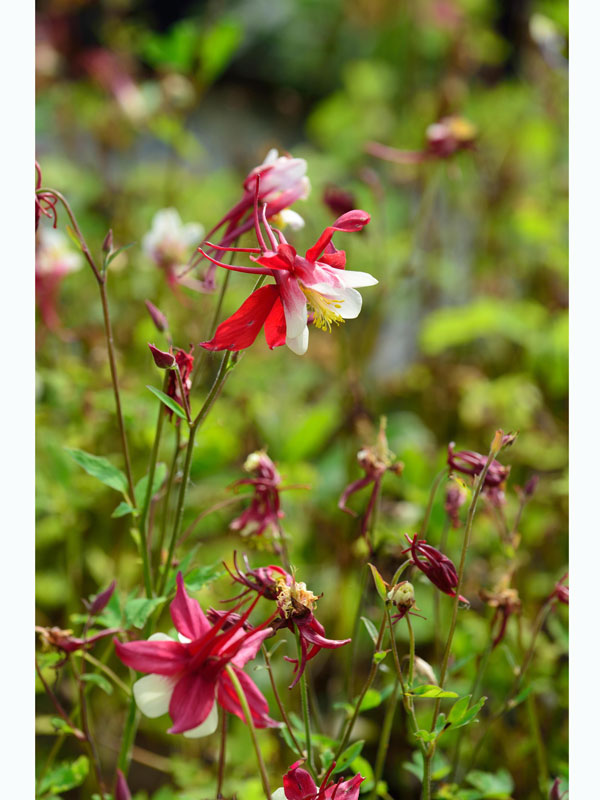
[
  {"left": 332, "top": 740, "right": 364, "bottom": 773},
  {"left": 124, "top": 596, "right": 167, "bottom": 629},
  {"left": 112, "top": 501, "right": 135, "bottom": 518},
  {"left": 105, "top": 241, "right": 136, "bottom": 268},
  {"left": 368, "top": 563, "right": 388, "bottom": 601},
  {"left": 407, "top": 684, "right": 459, "bottom": 699},
  {"left": 37, "top": 756, "right": 89, "bottom": 795},
  {"left": 65, "top": 448, "right": 129, "bottom": 494},
  {"left": 146, "top": 385, "right": 187, "bottom": 420},
  {"left": 361, "top": 616, "right": 379, "bottom": 645},
  {"left": 184, "top": 563, "right": 225, "bottom": 591},
  {"left": 80, "top": 673, "right": 113, "bottom": 695}
]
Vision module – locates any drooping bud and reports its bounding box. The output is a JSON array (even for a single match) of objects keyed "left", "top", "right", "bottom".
[
  {"left": 145, "top": 299, "right": 169, "bottom": 333},
  {"left": 387, "top": 581, "right": 415, "bottom": 609},
  {"left": 102, "top": 229, "right": 114, "bottom": 254},
  {"left": 148, "top": 343, "right": 175, "bottom": 369},
  {"left": 323, "top": 185, "right": 357, "bottom": 217},
  {"left": 549, "top": 777, "right": 567, "bottom": 800},
  {"left": 524, "top": 475, "right": 539, "bottom": 497}
]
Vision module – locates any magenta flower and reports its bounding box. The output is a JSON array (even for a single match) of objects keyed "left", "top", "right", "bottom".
[
  {"left": 366, "top": 115, "right": 477, "bottom": 164},
  {"left": 402, "top": 533, "right": 469, "bottom": 605},
  {"left": 36, "top": 626, "right": 120, "bottom": 657},
  {"left": 199, "top": 194, "right": 376, "bottom": 354},
  {"left": 229, "top": 450, "right": 285, "bottom": 539},
  {"left": 551, "top": 572, "right": 569, "bottom": 605},
  {"left": 444, "top": 481, "right": 468, "bottom": 529},
  {"left": 114, "top": 573, "right": 278, "bottom": 737},
  {"left": 273, "top": 760, "right": 364, "bottom": 800},
  {"left": 227, "top": 556, "right": 350, "bottom": 688},
  {"left": 447, "top": 441, "right": 510, "bottom": 506},
  {"left": 480, "top": 585, "right": 521, "bottom": 649}
]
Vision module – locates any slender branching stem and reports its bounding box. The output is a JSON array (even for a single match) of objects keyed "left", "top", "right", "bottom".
[
  {"left": 262, "top": 645, "right": 303, "bottom": 758},
  {"left": 334, "top": 614, "right": 387, "bottom": 760},
  {"left": 155, "top": 424, "right": 181, "bottom": 579},
  {"left": 369, "top": 682, "right": 399, "bottom": 800},
  {"left": 70, "top": 655, "right": 106, "bottom": 799},
  {"left": 225, "top": 665, "right": 272, "bottom": 799},
  {"left": 419, "top": 467, "right": 447, "bottom": 539},
  {"left": 216, "top": 707, "right": 227, "bottom": 799},
  {"left": 296, "top": 632, "right": 316, "bottom": 775}
]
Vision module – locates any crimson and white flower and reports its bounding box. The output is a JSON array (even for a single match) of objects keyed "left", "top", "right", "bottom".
[
  {"left": 36, "top": 226, "right": 83, "bottom": 329},
  {"left": 200, "top": 205, "right": 377, "bottom": 355},
  {"left": 114, "top": 573, "right": 278, "bottom": 737},
  {"left": 142, "top": 208, "right": 204, "bottom": 287},
  {"left": 273, "top": 760, "right": 364, "bottom": 800}
]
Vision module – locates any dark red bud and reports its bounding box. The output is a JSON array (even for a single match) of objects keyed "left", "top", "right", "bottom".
[
  {"left": 88, "top": 580, "right": 116, "bottom": 616},
  {"left": 115, "top": 769, "right": 132, "bottom": 800},
  {"left": 524, "top": 475, "right": 539, "bottom": 497},
  {"left": 102, "top": 229, "right": 114, "bottom": 254},
  {"left": 148, "top": 343, "right": 175, "bottom": 369},
  {"left": 145, "top": 300, "right": 169, "bottom": 332}
]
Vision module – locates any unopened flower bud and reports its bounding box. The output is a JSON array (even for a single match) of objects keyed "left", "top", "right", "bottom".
[
  {"left": 148, "top": 343, "right": 175, "bottom": 369},
  {"left": 87, "top": 579, "right": 116, "bottom": 616},
  {"left": 102, "top": 229, "right": 114, "bottom": 254},
  {"left": 387, "top": 581, "right": 415, "bottom": 609},
  {"left": 145, "top": 299, "right": 169, "bottom": 333},
  {"left": 524, "top": 475, "right": 539, "bottom": 497},
  {"left": 549, "top": 777, "right": 567, "bottom": 800},
  {"left": 115, "top": 769, "right": 132, "bottom": 800}
]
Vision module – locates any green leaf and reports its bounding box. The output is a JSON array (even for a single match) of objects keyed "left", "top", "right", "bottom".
[
  {"left": 451, "top": 697, "right": 487, "bottom": 729},
  {"left": 80, "top": 673, "right": 113, "bottom": 695},
  {"left": 105, "top": 241, "right": 136, "bottom": 268},
  {"left": 37, "top": 756, "right": 89, "bottom": 795},
  {"left": 509, "top": 686, "right": 532, "bottom": 709},
  {"left": 146, "top": 385, "right": 187, "bottom": 420},
  {"left": 199, "top": 18, "right": 243, "bottom": 83},
  {"left": 332, "top": 740, "right": 365, "bottom": 773},
  {"left": 368, "top": 563, "right": 388, "bottom": 601},
  {"left": 408, "top": 684, "right": 459, "bottom": 699},
  {"left": 112, "top": 501, "right": 136, "bottom": 518},
  {"left": 373, "top": 650, "right": 389, "bottom": 664},
  {"left": 65, "top": 448, "right": 129, "bottom": 494},
  {"left": 361, "top": 616, "right": 379, "bottom": 645},
  {"left": 184, "top": 563, "right": 225, "bottom": 591},
  {"left": 50, "top": 717, "right": 77, "bottom": 736},
  {"left": 448, "top": 695, "right": 472, "bottom": 725},
  {"left": 414, "top": 728, "right": 437, "bottom": 744},
  {"left": 134, "top": 462, "right": 168, "bottom": 507},
  {"left": 466, "top": 768, "right": 514, "bottom": 798},
  {"left": 124, "top": 596, "right": 167, "bottom": 629}
]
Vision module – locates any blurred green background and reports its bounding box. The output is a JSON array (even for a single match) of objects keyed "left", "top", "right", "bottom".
[{"left": 36, "top": 0, "right": 568, "bottom": 798}]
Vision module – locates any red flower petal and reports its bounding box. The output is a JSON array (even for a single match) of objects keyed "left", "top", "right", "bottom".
[
  {"left": 201, "top": 284, "right": 280, "bottom": 351},
  {"left": 114, "top": 638, "right": 188, "bottom": 676},
  {"left": 171, "top": 572, "right": 211, "bottom": 642},
  {"left": 282, "top": 761, "right": 318, "bottom": 800},
  {"left": 264, "top": 295, "right": 286, "bottom": 349},
  {"left": 168, "top": 671, "right": 217, "bottom": 734},
  {"left": 305, "top": 210, "right": 370, "bottom": 262}
]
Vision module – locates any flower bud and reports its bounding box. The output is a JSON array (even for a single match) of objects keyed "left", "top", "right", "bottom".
[
  {"left": 387, "top": 580, "right": 415, "bottom": 610},
  {"left": 145, "top": 299, "right": 169, "bottom": 332},
  {"left": 115, "top": 769, "right": 132, "bottom": 800},
  {"left": 102, "top": 229, "right": 114, "bottom": 254},
  {"left": 148, "top": 343, "right": 175, "bottom": 369},
  {"left": 88, "top": 579, "right": 116, "bottom": 616},
  {"left": 524, "top": 475, "right": 539, "bottom": 497}
]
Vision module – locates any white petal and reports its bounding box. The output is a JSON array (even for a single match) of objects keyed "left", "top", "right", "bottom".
[
  {"left": 262, "top": 148, "right": 279, "bottom": 166},
  {"left": 335, "top": 269, "right": 378, "bottom": 288},
  {"left": 133, "top": 674, "right": 175, "bottom": 718},
  {"left": 286, "top": 326, "right": 309, "bottom": 355},
  {"left": 177, "top": 633, "right": 192, "bottom": 644},
  {"left": 148, "top": 633, "right": 175, "bottom": 642},
  {"left": 272, "top": 789, "right": 287, "bottom": 800},
  {"left": 309, "top": 283, "right": 363, "bottom": 320},
  {"left": 182, "top": 700, "right": 219, "bottom": 738},
  {"left": 181, "top": 222, "right": 204, "bottom": 245},
  {"left": 279, "top": 209, "right": 305, "bottom": 231}
]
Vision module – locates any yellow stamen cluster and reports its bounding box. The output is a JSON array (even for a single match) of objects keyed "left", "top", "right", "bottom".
[
  {"left": 276, "top": 576, "right": 319, "bottom": 618},
  {"left": 301, "top": 286, "right": 345, "bottom": 332}
]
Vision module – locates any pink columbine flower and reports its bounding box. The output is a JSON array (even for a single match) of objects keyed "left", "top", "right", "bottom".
[
  {"left": 226, "top": 555, "right": 351, "bottom": 688},
  {"left": 447, "top": 441, "right": 510, "bottom": 506},
  {"left": 199, "top": 149, "right": 310, "bottom": 291},
  {"left": 142, "top": 208, "right": 204, "bottom": 289},
  {"left": 114, "top": 573, "right": 278, "bottom": 737},
  {"left": 444, "top": 481, "right": 468, "bottom": 529},
  {"left": 35, "top": 161, "right": 57, "bottom": 231},
  {"left": 229, "top": 451, "right": 285, "bottom": 539},
  {"left": 402, "top": 533, "right": 469, "bottom": 606},
  {"left": 550, "top": 572, "right": 569, "bottom": 606},
  {"left": 339, "top": 420, "right": 403, "bottom": 539},
  {"left": 200, "top": 194, "right": 377, "bottom": 354},
  {"left": 366, "top": 115, "right": 477, "bottom": 164},
  {"left": 480, "top": 584, "right": 521, "bottom": 649},
  {"left": 273, "top": 760, "right": 364, "bottom": 800},
  {"left": 36, "top": 226, "right": 83, "bottom": 329}
]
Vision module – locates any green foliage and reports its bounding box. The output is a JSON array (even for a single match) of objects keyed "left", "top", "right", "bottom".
[
  {"left": 65, "top": 448, "right": 129, "bottom": 495},
  {"left": 146, "top": 386, "right": 187, "bottom": 420},
  {"left": 124, "top": 596, "right": 167, "bottom": 629},
  {"left": 37, "top": 756, "right": 89, "bottom": 796}
]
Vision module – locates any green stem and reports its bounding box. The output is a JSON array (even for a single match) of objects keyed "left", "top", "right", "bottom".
[
  {"left": 296, "top": 633, "right": 316, "bottom": 775},
  {"left": 82, "top": 652, "right": 131, "bottom": 696},
  {"left": 116, "top": 693, "right": 139, "bottom": 775},
  {"left": 422, "top": 749, "right": 432, "bottom": 800},
  {"left": 406, "top": 615, "right": 416, "bottom": 687},
  {"left": 419, "top": 467, "right": 447, "bottom": 539},
  {"left": 526, "top": 692, "right": 549, "bottom": 793},
  {"left": 155, "top": 424, "right": 181, "bottom": 579},
  {"left": 262, "top": 645, "right": 303, "bottom": 758},
  {"left": 385, "top": 608, "right": 423, "bottom": 752},
  {"left": 139, "top": 373, "right": 168, "bottom": 598},
  {"left": 430, "top": 443, "right": 499, "bottom": 731},
  {"left": 216, "top": 707, "right": 227, "bottom": 799},
  {"left": 433, "top": 518, "right": 450, "bottom": 665},
  {"left": 334, "top": 614, "right": 387, "bottom": 760},
  {"left": 369, "top": 682, "right": 399, "bottom": 800},
  {"left": 225, "top": 665, "right": 272, "bottom": 799}
]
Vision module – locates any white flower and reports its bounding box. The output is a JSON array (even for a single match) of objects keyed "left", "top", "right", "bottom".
[
  {"left": 142, "top": 208, "right": 204, "bottom": 269},
  {"left": 36, "top": 227, "right": 83, "bottom": 277}
]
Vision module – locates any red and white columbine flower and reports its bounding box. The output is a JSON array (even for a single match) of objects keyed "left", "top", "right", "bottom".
[
  {"left": 142, "top": 208, "right": 204, "bottom": 289},
  {"left": 273, "top": 760, "right": 364, "bottom": 800},
  {"left": 114, "top": 573, "right": 278, "bottom": 737},
  {"left": 200, "top": 199, "right": 377, "bottom": 355},
  {"left": 230, "top": 450, "right": 285, "bottom": 539}
]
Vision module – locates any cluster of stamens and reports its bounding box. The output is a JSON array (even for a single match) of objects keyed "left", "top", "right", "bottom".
[{"left": 301, "top": 286, "right": 345, "bottom": 332}]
